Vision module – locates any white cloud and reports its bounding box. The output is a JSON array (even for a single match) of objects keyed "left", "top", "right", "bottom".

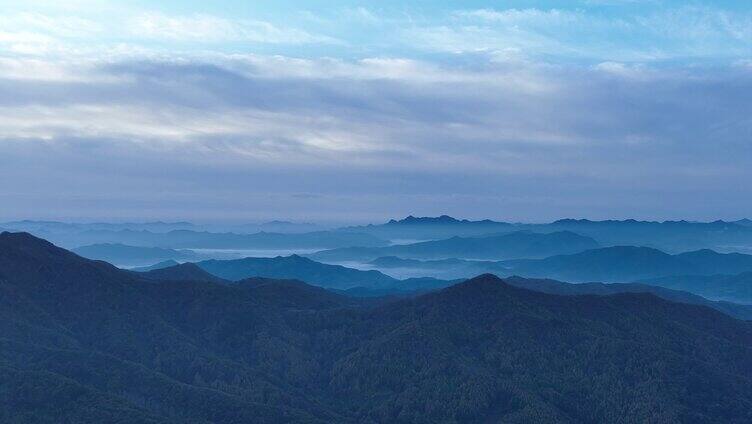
[
  {"left": 0, "top": 12, "right": 102, "bottom": 37},
  {"left": 455, "top": 8, "right": 583, "bottom": 25},
  {"left": 130, "top": 12, "right": 336, "bottom": 44}
]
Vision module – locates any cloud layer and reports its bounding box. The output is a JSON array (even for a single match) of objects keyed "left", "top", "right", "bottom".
[{"left": 1, "top": 2, "right": 751, "bottom": 222}]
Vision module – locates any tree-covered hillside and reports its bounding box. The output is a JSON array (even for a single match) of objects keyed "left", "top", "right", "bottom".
[{"left": 2, "top": 232, "right": 752, "bottom": 423}]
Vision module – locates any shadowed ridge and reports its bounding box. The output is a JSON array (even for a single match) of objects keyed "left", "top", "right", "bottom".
[
  {"left": 442, "top": 273, "right": 507, "bottom": 292},
  {"left": 235, "top": 276, "right": 359, "bottom": 309},
  {"left": 1, "top": 231, "right": 79, "bottom": 260},
  {"left": 196, "top": 255, "right": 397, "bottom": 289},
  {"left": 502, "top": 274, "right": 752, "bottom": 321},
  {"left": 419, "top": 273, "right": 563, "bottom": 311},
  {"left": 422, "top": 273, "right": 701, "bottom": 318},
  {"left": 0, "top": 231, "right": 132, "bottom": 287}
]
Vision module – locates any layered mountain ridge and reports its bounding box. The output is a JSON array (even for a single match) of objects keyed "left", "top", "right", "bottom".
[{"left": 3, "top": 231, "right": 752, "bottom": 422}]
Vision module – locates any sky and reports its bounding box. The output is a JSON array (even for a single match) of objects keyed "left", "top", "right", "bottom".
[{"left": 1, "top": 0, "right": 751, "bottom": 224}]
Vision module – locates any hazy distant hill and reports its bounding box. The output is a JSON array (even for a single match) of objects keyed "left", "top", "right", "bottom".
[
  {"left": 73, "top": 243, "right": 202, "bottom": 266},
  {"left": 195, "top": 255, "right": 452, "bottom": 291},
  {"left": 0, "top": 219, "right": 197, "bottom": 233},
  {"left": 639, "top": 272, "right": 752, "bottom": 304},
  {"left": 505, "top": 246, "right": 752, "bottom": 282},
  {"left": 4, "top": 232, "right": 752, "bottom": 423},
  {"left": 368, "top": 256, "right": 508, "bottom": 280},
  {"left": 197, "top": 255, "right": 401, "bottom": 289},
  {"left": 337, "top": 216, "right": 752, "bottom": 253},
  {"left": 138, "top": 262, "right": 230, "bottom": 285},
  {"left": 310, "top": 231, "right": 599, "bottom": 262},
  {"left": 10, "top": 216, "right": 752, "bottom": 254},
  {"left": 39, "top": 228, "right": 389, "bottom": 250},
  {"left": 525, "top": 218, "right": 752, "bottom": 253},
  {"left": 253, "top": 220, "right": 322, "bottom": 233},
  {"left": 130, "top": 259, "right": 180, "bottom": 272}
]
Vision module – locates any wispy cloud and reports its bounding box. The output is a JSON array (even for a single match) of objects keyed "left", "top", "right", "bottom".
[
  {"left": 130, "top": 12, "right": 337, "bottom": 44},
  {"left": 409, "top": 6, "right": 752, "bottom": 62}
]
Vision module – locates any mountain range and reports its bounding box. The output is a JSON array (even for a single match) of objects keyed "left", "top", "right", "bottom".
[
  {"left": 3, "top": 231, "right": 752, "bottom": 423},
  {"left": 342, "top": 216, "right": 752, "bottom": 253},
  {"left": 504, "top": 246, "right": 752, "bottom": 283},
  {"left": 309, "top": 230, "right": 599, "bottom": 262},
  {"left": 194, "top": 255, "right": 448, "bottom": 291},
  {"left": 366, "top": 256, "right": 507, "bottom": 280},
  {"left": 0, "top": 220, "right": 322, "bottom": 235},
  {"left": 19, "top": 228, "right": 389, "bottom": 250},
  {"left": 529, "top": 218, "right": 752, "bottom": 253},
  {"left": 9, "top": 217, "right": 752, "bottom": 260},
  {"left": 130, "top": 251, "right": 752, "bottom": 319},
  {"left": 73, "top": 243, "right": 203, "bottom": 267}
]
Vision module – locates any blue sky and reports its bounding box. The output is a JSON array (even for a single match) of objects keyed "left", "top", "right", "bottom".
[{"left": 0, "top": 1, "right": 751, "bottom": 223}]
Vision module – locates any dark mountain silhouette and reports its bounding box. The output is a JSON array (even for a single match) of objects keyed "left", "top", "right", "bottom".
[
  {"left": 505, "top": 246, "right": 752, "bottom": 282},
  {"left": 73, "top": 243, "right": 202, "bottom": 266},
  {"left": 4, "top": 232, "right": 752, "bottom": 423},
  {"left": 138, "top": 262, "right": 230, "bottom": 285},
  {"left": 310, "top": 230, "right": 599, "bottom": 262},
  {"left": 196, "top": 255, "right": 399, "bottom": 289},
  {"left": 130, "top": 259, "right": 180, "bottom": 272},
  {"left": 639, "top": 271, "right": 752, "bottom": 304}
]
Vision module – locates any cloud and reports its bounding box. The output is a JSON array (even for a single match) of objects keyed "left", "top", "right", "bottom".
[
  {"left": 130, "top": 12, "right": 337, "bottom": 44},
  {"left": 1, "top": 55, "right": 750, "bottom": 176},
  {"left": 0, "top": 12, "right": 102, "bottom": 37},
  {"left": 409, "top": 6, "right": 752, "bottom": 62},
  {"left": 1, "top": 4, "right": 752, "bottom": 221}
]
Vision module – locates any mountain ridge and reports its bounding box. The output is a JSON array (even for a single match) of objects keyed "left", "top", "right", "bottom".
[
  {"left": 505, "top": 245, "right": 752, "bottom": 282},
  {"left": 3, "top": 232, "right": 752, "bottom": 422},
  {"left": 310, "top": 230, "right": 600, "bottom": 262}
]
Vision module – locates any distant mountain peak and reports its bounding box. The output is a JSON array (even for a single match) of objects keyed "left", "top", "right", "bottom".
[
  {"left": 446, "top": 273, "right": 506, "bottom": 291},
  {"left": 386, "top": 215, "right": 508, "bottom": 225},
  {"left": 279, "top": 254, "right": 312, "bottom": 263},
  {"left": 435, "top": 273, "right": 524, "bottom": 301},
  {"left": 388, "top": 215, "right": 462, "bottom": 225}
]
